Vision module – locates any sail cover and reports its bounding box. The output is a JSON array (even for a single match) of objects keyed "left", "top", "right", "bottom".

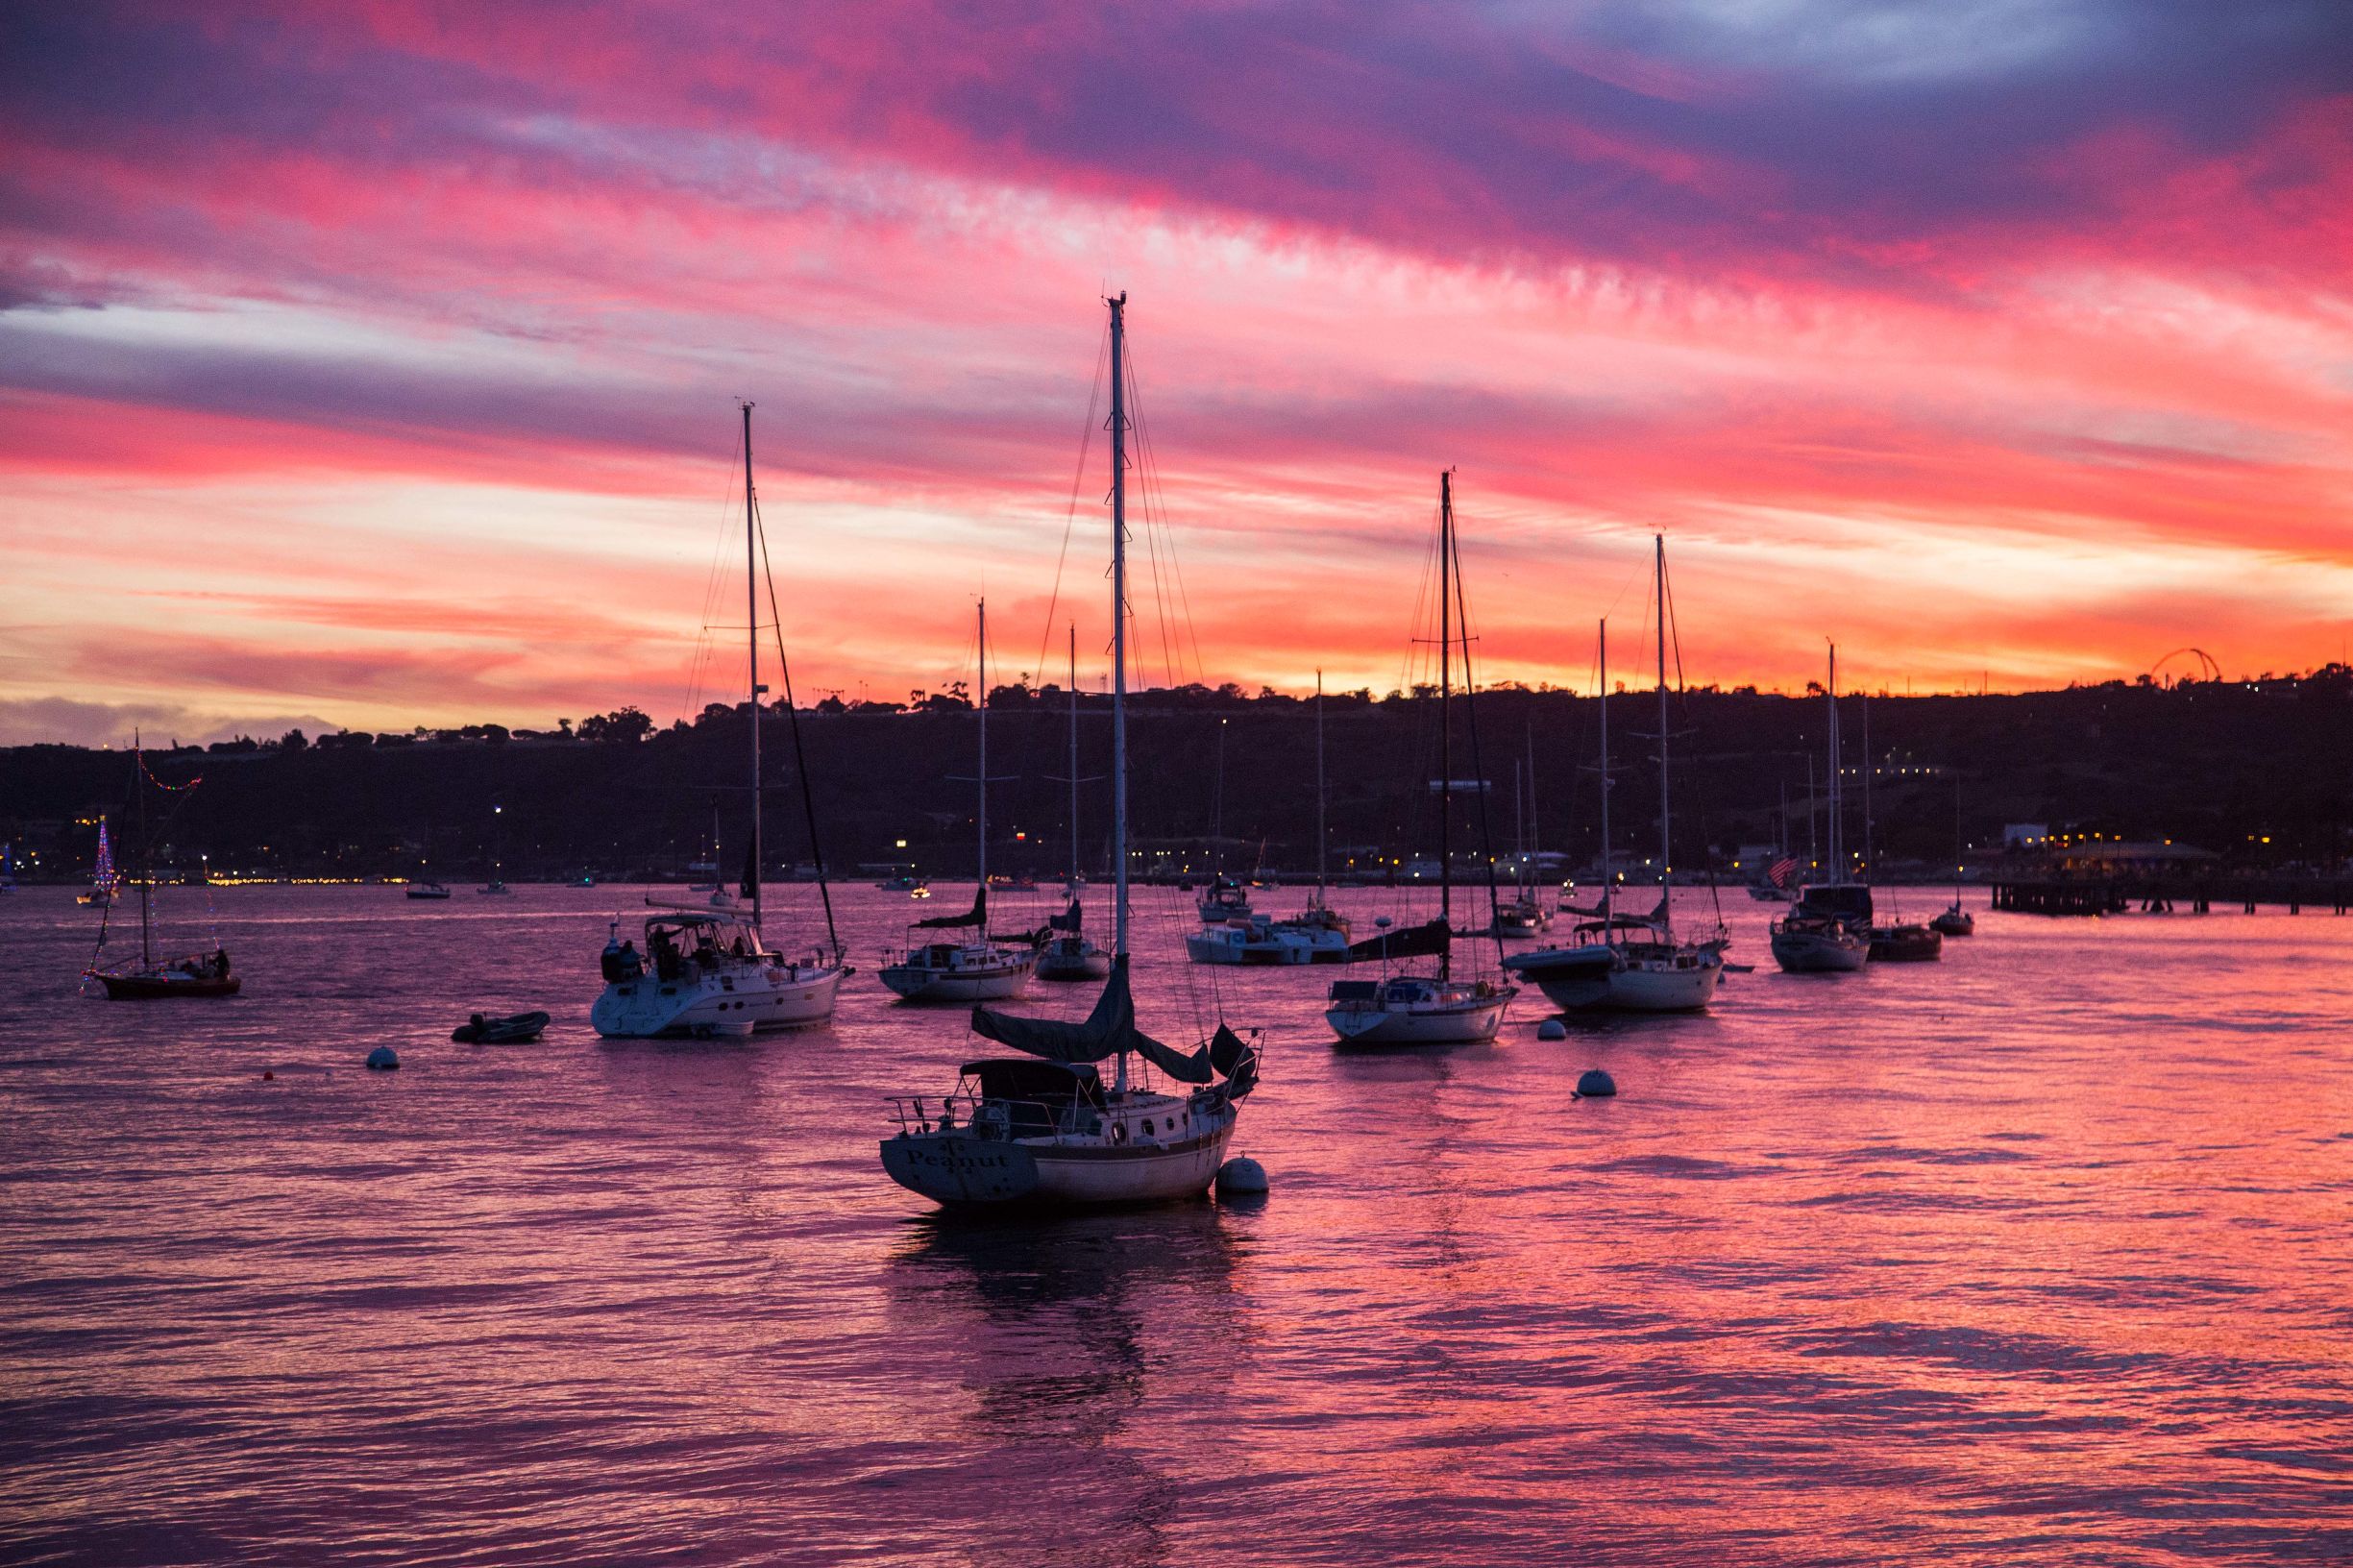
[
  {"left": 1343, "top": 917, "right": 1450, "bottom": 965},
  {"left": 1048, "top": 897, "right": 1084, "bottom": 933},
  {"left": 970, "top": 957, "right": 1223, "bottom": 1086},
  {"left": 917, "top": 885, "right": 988, "bottom": 929}
]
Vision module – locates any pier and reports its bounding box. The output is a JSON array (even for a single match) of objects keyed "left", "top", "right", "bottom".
[{"left": 1991, "top": 875, "right": 2353, "bottom": 917}]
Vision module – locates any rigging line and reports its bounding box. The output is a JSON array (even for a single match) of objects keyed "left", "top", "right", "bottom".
[
  {"left": 684, "top": 418, "right": 750, "bottom": 724},
  {"left": 752, "top": 485, "right": 843, "bottom": 961},
  {"left": 1121, "top": 335, "right": 1207, "bottom": 687},
  {"left": 1449, "top": 490, "right": 1507, "bottom": 962},
  {"left": 1033, "top": 330, "right": 1109, "bottom": 687}
]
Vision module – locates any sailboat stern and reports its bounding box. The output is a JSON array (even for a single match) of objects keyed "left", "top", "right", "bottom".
[{"left": 880, "top": 1133, "right": 1042, "bottom": 1204}]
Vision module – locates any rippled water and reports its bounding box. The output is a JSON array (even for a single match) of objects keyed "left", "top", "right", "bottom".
[{"left": 4, "top": 882, "right": 2350, "bottom": 1565}]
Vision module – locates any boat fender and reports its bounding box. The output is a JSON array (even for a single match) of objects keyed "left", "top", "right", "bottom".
[
  {"left": 1575, "top": 1067, "right": 1616, "bottom": 1098},
  {"left": 1215, "top": 1157, "right": 1269, "bottom": 1196},
  {"left": 1109, "top": 1121, "right": 1127, "bottom": 1145},
  {"left": 1535, "top": 1019, "right": 1568, "bottom": 1041},
  {"left": 365, "top": 1046, "right": 401, "bottom": 1071}
]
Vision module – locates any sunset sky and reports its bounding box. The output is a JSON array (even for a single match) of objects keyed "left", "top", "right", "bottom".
[{"left": 4, "top": 1, "right": 2349, "bottom": 744}]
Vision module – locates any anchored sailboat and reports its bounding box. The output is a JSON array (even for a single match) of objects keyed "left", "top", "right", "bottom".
[
  {"left": 1324, "top": 471, "right": 1516, "bottom": 1046},
  {"left": 878, "top": 600, "right": 1040, "bottom": 1001},
  {"left": 1771, "top": 644, "right": 1872, "bottom": 973},
  {"left": 78, "top": 819, "right": 117, "bottom": 905},
  {"left": 84, "top": 739, "right": 238, "bottom": 999},
  {"left": 592, "top": 402, "right": 850, "bottom": 1037},
  {"left": 1038, "top": 625, "right": 1113, "bottom": 982},
  {"left": 881, "top": 293, "right": 1261, "bottom": 1208}
]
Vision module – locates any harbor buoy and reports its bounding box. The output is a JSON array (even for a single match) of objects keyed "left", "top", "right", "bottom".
[
  {"left": 1576, "top": 1067, "right": 1616, "bottom": 1098},
  {"left": 261, "top": 1069, "right": 275, "bottom": 1081},
  {"left": 1535, "top": 1019, "right": 1568, "bottom": 1041},
  {"left": 365, "top": 1046, "right": 400, "bottom": 1071},
  {"left": 1215, "top": 1157, "right": 1269, "bottom": 1196}
]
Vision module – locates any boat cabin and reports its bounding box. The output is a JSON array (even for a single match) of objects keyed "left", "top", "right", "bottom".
[
  {"left": 1795, "top": 883, "right": 1875, "bottom": 926},
  {"left": 956, "top": 1059, "right": 1108, "bottom": 1139}
]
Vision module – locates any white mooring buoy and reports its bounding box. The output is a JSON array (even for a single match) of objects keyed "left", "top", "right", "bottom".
[
  {"left": 1535, "top": 1018, "right": 1568, "bottom": 1041},
  {"left": 1576, "top": 1067, "right": 1616, "bottom": 1098},
  {"left": 365, "top": 1045, "right": 401, "bottom": 1071},
  {"left": 1215, "top": 1157, "right": 1269, "bottom": 1196}
]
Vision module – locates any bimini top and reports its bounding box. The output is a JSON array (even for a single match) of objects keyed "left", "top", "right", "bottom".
[{"left": 960, "top": 1058, "right": 1108, "bottom": 1110}]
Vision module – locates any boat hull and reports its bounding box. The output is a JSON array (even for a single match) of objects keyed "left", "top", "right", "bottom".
[
  {"left": 1869, "top": 926, "right": 1945, "bottom": 963},
  {"left": 593, "top": 963, "right": 845, "bottom": 1038},
  {"left": 1504, "top": 946, "right": 1617, "bottom": 1012},
  {"left": 1770, "top": 929, "right": 1869, "bottom": 972},
  {"left": 1036, "top": 950, "right": 1113, "bottom": 982},
  {"left": 1606, "top": 960, "right": 1721, "bottom": 1013},
  {"left": 880, "top": 1122, "right": 1234, "bottom": 1208},
  {"left": 878, "top": 961, "right": 1034, "bottom": 1002},
  {"left": 94, "top": 972, "right": 241, "bottom": 1000},
  {"left": 1326, "top": 993, "right": 1513, "bottom": 1046}
]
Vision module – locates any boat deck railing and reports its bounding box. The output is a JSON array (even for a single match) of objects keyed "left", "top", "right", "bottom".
[{"left": 886, "top": 1093, "right": 1099, "bottom": 1144}]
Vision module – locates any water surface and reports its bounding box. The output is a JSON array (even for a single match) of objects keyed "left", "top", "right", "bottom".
[{"left": 3, "top": 885, "right": 2349, "bottom": 1564}]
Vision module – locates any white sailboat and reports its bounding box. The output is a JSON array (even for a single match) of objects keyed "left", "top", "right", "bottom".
[
  {"left": 84, "top": 736, "right": 239, "bottom": 999},
  {"left": 1324, "top": 471, "right": 1516, "bottom": 1047},
  {"left": 1494, "top": 731, "right": 1553, "bottom": 937},
  {"left": 879, "top": 600, "right": 1039, "bottom": 1002},
  {"left": 592, "top": 403, "right": 851, "bottom": 1037},
  {"left": 1771, "top": 643, "right": 1872, "bottom": 973},
  {"left": 1269, "top": 671, "right": 1352, "bottom": 960},
  {"left": 881, "top": 293, "right": 1261, "bottom": 1208},
  {"left": 1594, "top": 535, "right": 1726, "bottom": 1012}
]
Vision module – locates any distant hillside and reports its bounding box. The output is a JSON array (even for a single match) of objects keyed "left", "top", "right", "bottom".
[{"left": 5, "top": 670, "right": 2350, "bottom": 884}]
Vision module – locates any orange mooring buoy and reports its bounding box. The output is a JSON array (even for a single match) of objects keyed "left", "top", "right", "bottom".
[{"left": 262, "top": 1069, "right": 275, "bottom": 1081}]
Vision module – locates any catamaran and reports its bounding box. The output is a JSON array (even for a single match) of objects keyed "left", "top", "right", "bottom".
[
  {"left": 1324, "top": 471, "right": 1515, "bottom": 1046},
  {"left": 591, "top": 403, "right": 850, "bottom": 1037},
  {"left": 878, "top": 600, "right": 1039, "bottom": 1002},
  {"left": 881, "top": 293, "right": 1261, "bottom": 1208}
]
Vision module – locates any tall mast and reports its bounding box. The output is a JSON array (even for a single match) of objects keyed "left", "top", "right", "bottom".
[
  {"left": 976, "top": 599, "right": 989, "bottom": 889},
  {"left": 743, "top": 401, "right": 764, "bottom": 931},
  {"left": 1806, "top": 754, "right": 1818, "bottom": 871},
  {"left": 1438, "top": 469, "right": 1453, "bottom": 981},
  {"left": 1860, "top": 690, "right": 1874, "bottom": 880},
  {"left": 1527, "top": 723, "right": 1539, "bottom": 893},
  {"left": 135, "top": 729, "right": 151, "bottom": 968},
  {"left": 1654, "top": 534, "right": 1673, "bottom": 938},
  {"left": 1598, "top": 623, "right": 1611, "bottom": 934},
  {"left": 1108, "top": 292, "right": 1132, "bottom": 1093},
  {"left": 1315, "top": 669, "right": 1327, "bottom": 905},
  {"left": 1826, "top": 642, "right": 1843, "bottom": 877},
  {"left": 1067, "top": 624, "right": 1080, "bottom": 891}
]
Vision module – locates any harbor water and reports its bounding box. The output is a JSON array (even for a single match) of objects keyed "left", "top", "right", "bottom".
[{"left": 3, "top": 884, "right": 2349, "bottom": 1564}]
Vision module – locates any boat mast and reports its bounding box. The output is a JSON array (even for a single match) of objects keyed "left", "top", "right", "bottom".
[
  {"left": 1315, "top": 669, "right": 1327, "bottom": 907},
  {"left": 743, "top": 401, "right": 765, "bottom": 932},
  {"left": 1806, "top": 754, "right": 1817, "bottom": 872},
  {"left": 1066, "top": 624, "right": 1080, "bottom": 892},
  {"left": 1108, "top": 292, "right": 1131, "bottom": 1092},
  {"left": 1860, "top": 690, "right": 1874, "bottom": 881},
  {"left": 1598, "top": 621, "right": 1611, "bottom": 937},
  {"left": 1438, "top": 469, "right": 1453, "bottom": 982},
  {"left": 135, "top": 729, "right": 151, "bottom": 969},
  {"left": 1654, "top": 535, "right": 1673, "bottom": 939},
  {"left": 1527, "top": 723, "right": 1539, "bottom": 895},
  {"left": 1826, "top": 643, "right": 1843, "bottom": 877},
  {"left": 976, "top": 599, "right": 989, "bottom": 890}
]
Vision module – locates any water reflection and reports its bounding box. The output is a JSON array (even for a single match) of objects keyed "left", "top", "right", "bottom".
[{"left": 884, "top": 1205, "right": 1247, "bottom": 1568}]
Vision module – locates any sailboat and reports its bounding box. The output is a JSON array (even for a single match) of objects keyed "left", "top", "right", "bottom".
[
  {"left": 878, "top": 600, "right": 1040, "bottom": 1002},
  {"left": 1324, "top": 471, "right": 1516, "bottom": 1046},
  {"left": 1493, "top": 730, "right": 1553, "bottom": 937},
  {"left": 84, "top": 740, "right": 239, "bottom": 998},
  {"left": 1770, "top": 644, "right": 1872, "bottom": 972},
  {"left": 881, "top": 293, "right": 1261, "bottom": 1208},
  {"left": 1193, "top": 721, "right": 1252, "bottom": 923},
  {"left": 1269, "top": 672, "right": 1351, "bottom": 959},
  {"left": 478, "top": 803, "right": 512, "bottom": 894},
  {"left": 1931, "top": 775, "right": 1975, "bottom": 936},
  {"left": 1507, "top": 549, "right": 1726, "bottom": 1017},
  {"left": 591, "top": 402, "right": 851, "bottom": 1037},
  {"left": 1594, "top": 536, "right": 1727, "bottom": 1010},
  {"left": 78, "top": 820, "right": 117, "bottom": 905},
  {"left": 1038, "top": 625, "right": 1113, "bottom": 982}
]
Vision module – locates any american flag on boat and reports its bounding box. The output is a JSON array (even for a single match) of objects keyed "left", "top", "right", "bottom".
[{"left": 1767, "top": 855, "right": 1799, "bottom": 888}]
